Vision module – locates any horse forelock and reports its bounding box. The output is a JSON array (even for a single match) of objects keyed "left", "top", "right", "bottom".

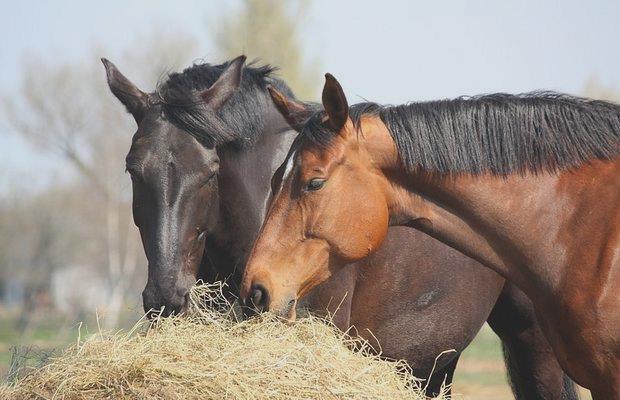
[{"left": 155, "top": 59, "right": 295, "bottom": 148}]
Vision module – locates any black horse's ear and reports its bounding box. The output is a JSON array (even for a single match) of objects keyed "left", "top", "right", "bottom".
[
  {"left": 268, "top": 86, "right": 313, "bottom": 132},
  {"left": 322, "top": 73, "right": 348, "bottom": 131},
  {"left": 101, "top": 58, "right": 148, "bottom": 124},
  {"left": 201, "top": 55, "right": 246, "bottom": 110}
]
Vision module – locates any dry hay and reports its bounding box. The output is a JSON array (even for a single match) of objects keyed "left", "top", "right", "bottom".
[{"left": 1, "top": 283, "right": 448, "bottom": 399}]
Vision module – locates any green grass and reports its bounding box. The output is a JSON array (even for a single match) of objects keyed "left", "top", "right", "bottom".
[
  {"left": 453, "top": 324, "right": 592, "bottom": 400},
  {"left": 0, "top": 313, "right": 76, "bottom": 379},
  {"left": 450, "top": 325, "right": 514, "bottom": 399},
  {"left": 455, "top": 370, "right": 509, "bottom": 386},
  {"left": 459, "top": 325, "right": 505, "bottom": 361},
  {"left": 0, "top": 310, "right": 140, "bottom": 380}
]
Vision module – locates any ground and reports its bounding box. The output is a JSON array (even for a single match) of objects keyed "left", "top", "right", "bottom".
[
  {"left": 452, "top": 324, "right": 592, "bottom": 400},
  {"left": 0, "top": 312, "right": 592, "bottom": 399}
]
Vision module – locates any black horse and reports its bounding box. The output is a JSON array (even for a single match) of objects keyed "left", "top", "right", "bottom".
[{"left": 103, "top": 56, "right": 577, "bottom": 398}]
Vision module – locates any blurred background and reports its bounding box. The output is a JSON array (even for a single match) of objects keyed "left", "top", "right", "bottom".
[{"left": 0, "top": 1, "right": 618, "bottom": 398}]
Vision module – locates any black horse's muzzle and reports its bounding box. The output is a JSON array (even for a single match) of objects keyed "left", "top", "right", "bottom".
[{"left": 142, "top": 283, "right": 190, "bottom": 319}]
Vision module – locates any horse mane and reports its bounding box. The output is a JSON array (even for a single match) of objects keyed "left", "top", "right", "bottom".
[
  {"left": 303, "top": 92, "right": 620, "bottom": 175},
  {"left": 155, "top": 59, "right": 295, "bottom": 147}
]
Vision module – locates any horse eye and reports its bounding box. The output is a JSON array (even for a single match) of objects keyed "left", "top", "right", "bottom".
[
  {"left": 201, "top": 172, "right": 217, "bottom": 187},
  {"left": 126, "top": 162, "right": 143, "bottom": 177},
  {"left": 126, "top": 168, "right": 142, "bottom": 181},
  {"left": 304, "top": 178, "right": 326, "bottom": 192}
]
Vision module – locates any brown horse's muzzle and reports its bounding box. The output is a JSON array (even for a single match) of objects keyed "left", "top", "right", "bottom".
[{"left": 241, "top": 280, "right": 298, "bottom": 321}]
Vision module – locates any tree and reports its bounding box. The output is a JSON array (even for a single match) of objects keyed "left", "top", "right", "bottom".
[
  {"left": 583, "top": 76, "right": 620, "bottom": 103},
  {"left": 1, "top": 29, "right": 198, "bottom": 328},
  {"left": 212, "top": 0, "right": 320, "bottom": 100}
]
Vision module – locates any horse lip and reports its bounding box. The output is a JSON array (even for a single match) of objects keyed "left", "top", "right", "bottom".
[
  {"left": 283, "top": 298, "right": 298, "bottom": 321},
  {"left": 181, "top": 293, "right": 191, "bottom": 313}
]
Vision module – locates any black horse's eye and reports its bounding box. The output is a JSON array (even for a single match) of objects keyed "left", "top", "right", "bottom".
[
  {"left": 201, "top": 172, "right": 217, "bottom": 187},
  {"left": 304, "top": 178, "right": 326, "bottom": 192},
  {"left": 126, "top": 168, "right": 142, "bottom": 181}
]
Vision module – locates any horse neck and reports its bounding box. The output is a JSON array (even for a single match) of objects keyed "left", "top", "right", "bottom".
[
  {"left": 383, "top": 157, "right": 619, "bottom": 301},
  {"left": 209, "top": 106, "right": 297, "bottom": 284}
]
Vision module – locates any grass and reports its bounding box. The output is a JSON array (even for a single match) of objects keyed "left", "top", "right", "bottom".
[
  {"left": 452, "top": 324, "right": 513, "bottom": 399},
  {"left": 453, "top": 324, "right": 592, "bottom": 400},
  {"left": 0, "top": 309, "right": 141, "bottom": 379},
  {"left": 0, "top": 314, "right": 75, "bottom": 378}
]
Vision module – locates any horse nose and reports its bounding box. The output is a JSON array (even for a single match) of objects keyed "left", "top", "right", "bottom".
[
  {"left": 142, "top": 284, "right": 189, "bottom": 318},
  {"left": 246, "top": 283, "right": 270, "bottom": 314}
]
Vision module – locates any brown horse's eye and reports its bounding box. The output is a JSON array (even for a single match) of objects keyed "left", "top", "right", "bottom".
[{"left": 304, "top": 178, "right": 326, "bottom": 192}]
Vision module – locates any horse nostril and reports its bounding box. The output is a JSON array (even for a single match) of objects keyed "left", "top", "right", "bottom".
[{"left": 250, "top": 283, "right": 269, "bottom": 311}]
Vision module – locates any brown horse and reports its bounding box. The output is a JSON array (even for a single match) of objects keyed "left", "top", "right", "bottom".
[
  {"left": 104, "top": 57, "right": 577, "bottom": 397},
  {"left": 241, "top": 74, "right": 620, "bottom": 398}
]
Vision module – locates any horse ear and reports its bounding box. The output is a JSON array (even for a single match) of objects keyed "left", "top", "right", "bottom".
[
  {"left": 101, "top": 58, "right": 148, "bottom": 124},
  {"left": 322, "top": 73, "right": 348, "bottom": 131},
  {"left": 201, "top": 55, "right": 246, "bottom": 110},
  {"left": 268, "top": 86, "right": 313, "bottom": 132}
]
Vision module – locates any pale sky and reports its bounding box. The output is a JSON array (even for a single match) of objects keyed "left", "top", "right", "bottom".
[{"left": 1, "top": 0, "right": 619, "bottom": 191}]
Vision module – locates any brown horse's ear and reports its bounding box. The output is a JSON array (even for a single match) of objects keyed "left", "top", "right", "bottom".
[
  {"left": 201, "top": 55, "right": 246, "bottom": 110},
  {"left": 322, "top": 73, "right": 348, "bottom": 131},
  {"left": 102, "top": 58, "right": 148, "bottom": 124},
  {"left": 268, "top": 86, "right": 313, "bottom": 132}
]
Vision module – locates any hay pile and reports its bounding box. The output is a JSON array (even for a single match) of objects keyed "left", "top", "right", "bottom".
[{"left": 1, "top": 284, "right": 447, "bottom": 399}]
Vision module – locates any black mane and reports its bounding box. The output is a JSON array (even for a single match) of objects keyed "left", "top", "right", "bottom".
[
  {"left": 155, "top": 59, "right": 294, "bottom": 147},
  {"left": 303, "top": 92, "right": 620, "bottom": 175}
]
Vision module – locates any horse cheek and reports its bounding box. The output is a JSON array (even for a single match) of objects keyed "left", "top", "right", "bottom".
[
  {"left": 365, "top": 202, "right": 390, "bottom": 257},
  {"left": 343, "top": 200, "right": 389, "bottom": 261}
]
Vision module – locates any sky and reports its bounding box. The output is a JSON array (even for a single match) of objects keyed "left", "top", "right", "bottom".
[{"left": 1, "top": 0, "right": 619, "bottom": 191}]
